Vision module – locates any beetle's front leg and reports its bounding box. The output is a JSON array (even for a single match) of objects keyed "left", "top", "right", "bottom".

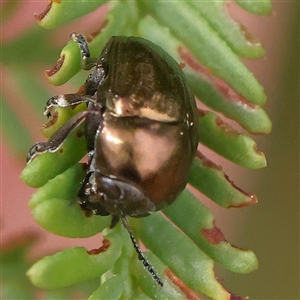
[
  {"left": 27, "top": 110, "right": 91, "bottom": 163},
  {"left": 71, "top": 32, "right": 100, "bottom": 70},
  {"left": 44, "top": 94, "right": 95, "bottom": 117},
  {"left": 70, "top": 32, "right": 106, "bottom": 96}
]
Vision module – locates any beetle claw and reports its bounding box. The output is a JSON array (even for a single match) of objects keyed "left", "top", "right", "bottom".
[
  {"left": 71, "top": 32, "right": 100, "bottom": 70},
  {"left": 26, "top": 142, "right": 48, "bottom": 163}
]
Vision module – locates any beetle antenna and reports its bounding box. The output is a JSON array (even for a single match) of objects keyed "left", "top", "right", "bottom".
[{"left": 121, "top": 217, "right": 164, "bottom": 287}]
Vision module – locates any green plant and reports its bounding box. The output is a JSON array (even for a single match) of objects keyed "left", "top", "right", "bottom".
[{"left": 2, "top": 1, "right": 272, "bottom": 299}]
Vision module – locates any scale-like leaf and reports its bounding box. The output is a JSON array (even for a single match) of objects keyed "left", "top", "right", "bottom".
[
  {"left": 138, "top": 16, "right": 272, "bottom": 134},
  {"left": 27, "top": 226, "right": 123, "bottom": 289},
  {"left": 189, "top": 154, "right": 257, "bottom": 208},
  {"left": 142, "top": 1, "right": 266, "bottom": 105},
  {"left": 163, "top": 189, "right": 258, "bottom": 273},
  {"left": 197, "top": 110, "right": 266, "bottom": 169},
  {"left": 187, "top": 1, "right": 265, "bottom": 58}
]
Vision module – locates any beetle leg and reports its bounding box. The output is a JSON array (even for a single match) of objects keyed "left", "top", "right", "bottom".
[
  {"left": 83, "top": 66, "right": 106, "bottom": 96},
  {"left": 71, "top": 33, "right": 107, "bottom": 96},
  {"left": 27, "top": 110, "right": 90, "bottom": 163},
  {"left": 44, "top": 94, "right": 95, "bottom": 117},
  {"left": 71, "top": 32, "right": 100, "bottom": 70}
]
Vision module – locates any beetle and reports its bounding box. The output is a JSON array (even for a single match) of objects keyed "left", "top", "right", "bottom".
[{"left": 27, "top": 33, "right": 198, "bottom": 286}]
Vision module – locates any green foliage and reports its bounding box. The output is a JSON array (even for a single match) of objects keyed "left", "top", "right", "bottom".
[{"left": 2, "top": 0, "right": 272, "bottom": 299}]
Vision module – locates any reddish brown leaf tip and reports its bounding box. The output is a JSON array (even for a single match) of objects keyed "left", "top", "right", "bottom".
[
  {"left": 196, "top": 151, "right": 258, "bottom": 208},
  {"left": 196, "top": 151, "right": 222, "bottom": 170},
  {"left": 238, "top": 22, "right": 259, "bottom": 46},
  {"left": 76, "top": 85, "right": 84, "bottom": 94},
  {"left": 34, "top": 1, "right": 61, "bottom": 21},
  {"left": 83, "top": 210, "right": 93, "bottom": 217},
  {"left": 197, "top": 108, "right": 241, "bottom": 138},
  {"left": 87, "top": 239, "right": 110, "bottom": 255},
  {"left": 43, "top": 111, "right": 58, "bottom": 129},
  {"left": 34, "top": 2, "right": 52, "bottom": 22},
  {"left": 224, "top": 174, "right": 258, "bottom": 207},
  {"left": 253, "top": 144, "right": 264, "bottom": 157},
  {"left": 165, "top": 269, "right": 202, "bottom": 300},
  {"left": 230, "top": 293, "right": 249, "bottom": 300},
  {"left": 179, "top": 62, "right": 186, "bottom": 69},
  {"left": 197, "top": 109, "right": 207, "bottom": 117},
  {"left": 215, "top": 117, "right": 239, "bottom": 137},
  {"left": 45, "top": 55, "right": 65, "bottom": 78},
  {"left": 201, "top": 226, "right": 227, "bottom": 245}
]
